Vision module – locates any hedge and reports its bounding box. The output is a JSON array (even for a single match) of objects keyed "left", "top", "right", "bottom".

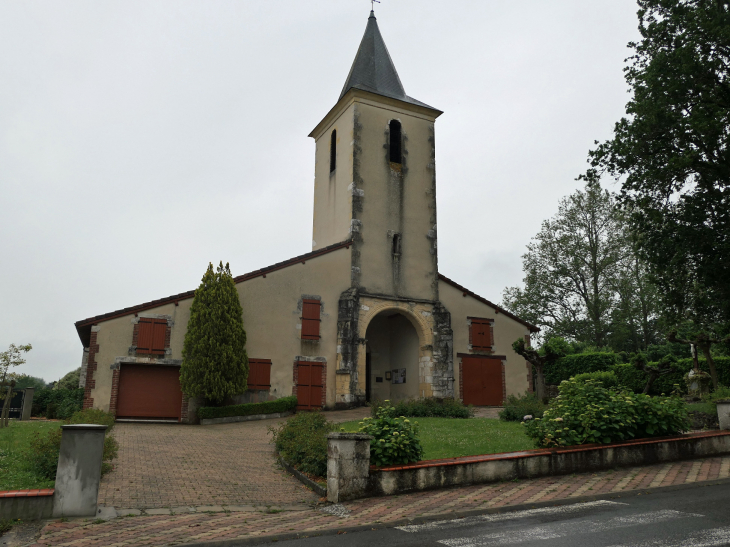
[
  {"left": 544, "top": 353, "right": 620, "bottom": 385},
  {"left": 611, "top": 357, "right": 730, "bottom": 395},
  {"left": 198, "top": 395, "right": 298, "bottom": 420},
  {"left": 31, "top": 388, "right": 84, "bottom": 419}
]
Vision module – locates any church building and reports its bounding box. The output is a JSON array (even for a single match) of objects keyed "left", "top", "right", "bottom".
[{"left": 74, "top": 12, "right": 538, "bottom": 422}]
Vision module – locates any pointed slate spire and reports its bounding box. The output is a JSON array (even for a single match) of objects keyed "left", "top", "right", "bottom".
[{"left": 340, "top": 11, "right": 435, "bottom": 110}]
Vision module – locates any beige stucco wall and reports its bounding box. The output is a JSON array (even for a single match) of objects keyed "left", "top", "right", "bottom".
[
  {"left": 312, "top": 102, "right": 356, "bottom": 250},
  {"left": 354, "top": 98, "right": 439, "bottom": 301},
  {"left": 438, "top": 279, "right": 532, "bottom": 399},
  {"left": 87, "top": 247, "right": 352, "bottom": 411}
]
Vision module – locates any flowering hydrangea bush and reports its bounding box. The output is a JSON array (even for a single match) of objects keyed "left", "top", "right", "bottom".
[
  {"left": 524, "top": 379, "right": 690, "bottom": 448},
  {"left": 358, "top": 400, "right": 424, "bottom": 467}
]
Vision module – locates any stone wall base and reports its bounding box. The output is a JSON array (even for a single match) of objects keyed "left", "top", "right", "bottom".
[{"left": 365, "top": 431, "right": 730, "bottom": 498}]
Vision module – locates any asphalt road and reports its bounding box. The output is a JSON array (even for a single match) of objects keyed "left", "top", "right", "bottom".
[{"left": 259, "top": 482, "right": 730, "bottom": 547}]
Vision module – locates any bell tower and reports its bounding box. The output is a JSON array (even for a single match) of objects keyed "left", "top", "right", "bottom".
[{"left": 309, "top": 10, "right": 443, "bottom": 301}]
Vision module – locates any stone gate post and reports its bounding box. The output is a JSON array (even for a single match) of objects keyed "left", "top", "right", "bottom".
[{"left": 327, "top": 433, "right": 372, "bottom": 502}]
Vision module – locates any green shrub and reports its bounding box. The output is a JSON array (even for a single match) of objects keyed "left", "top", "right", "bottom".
[
  {"left": 359, "top": 401, "right": 423, "bottom": 467},
  {"left": 524, "top": 379, "right": 690, "bottom": 448},
  {"left": 370, "top": 398, "right": 472, "bottom": 419},
  {"left": 544, "top": 353, "right": 619, "bottom": 384},
  {"left": 572, "top": 371, "right": 619, "bottom": 390},
  {"left": 198, "top": 396, "right": 297, "bottom": 420},
  {"left": 608, "top": 357, "right": 730, "bottom": 395},
  {"left": 703, "top": 385, "right": 730, "bottom": 404},
  {"left": 28, "top": 409, "right": 118, "bottom": 479},
  {"left": 269, "top": 411, "right": 334, "bottom": 477},
  {"left": 31, "top": 388, "right": 83, "bottom": 419},
  {"left": 499, "top": 393, "right": 546, "bottom": 422}
]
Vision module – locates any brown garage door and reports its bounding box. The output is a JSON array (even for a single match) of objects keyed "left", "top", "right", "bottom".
[
  {"left": 296, "top": 361, "right": 324, "bottom": 410},
  {"left": 116, "top": 364, "right": 183, "bottom": 420},
  {"left": 461, "top": 356, "right": 504, "bottom": 406}
]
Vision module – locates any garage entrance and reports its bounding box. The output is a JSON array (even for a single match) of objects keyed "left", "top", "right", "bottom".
[
  {"left": 461, "top": 355, "right": 504, "bottom": 406},
  {"left": 116, "top": 364, "right": 183, "bottom": 421}
]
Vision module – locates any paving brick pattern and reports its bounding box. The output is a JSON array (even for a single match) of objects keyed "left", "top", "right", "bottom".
[
  {"left": 33, "top": 455, "right": 730, "bottom": 546},
  {"left": 97, "top": 420, "right": 320, "bottom": 510}
]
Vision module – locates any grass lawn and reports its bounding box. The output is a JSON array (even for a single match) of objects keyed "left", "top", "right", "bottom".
[
  {"left": 0, "top": 420, "right": 60, "bottom": 491},
  {"left": 687, "top": 402, "right": 717, "bottom": 414},
  {"left": 339, "top": 417, "right": 535, "bottom": 461}
]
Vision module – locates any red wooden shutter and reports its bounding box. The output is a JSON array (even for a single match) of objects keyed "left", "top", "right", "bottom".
[
  {"left": 471, "top": 319, "right": 493, "bottom": 350},
  {"left": 296, "top": 361, "right": 324, "bottom": 410},
  {"left": 137, "top": 318, "right": 167, "bottom": 355},
  {"left": 301, "top": 300, "right": 321, "bottom": 340},
  {"left": 248, "top": 359, "right": 272, "bottom": 390}
]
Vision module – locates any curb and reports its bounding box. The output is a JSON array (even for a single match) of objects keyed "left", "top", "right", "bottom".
[
  {"left": 200, "top": 411, "right": 293, "bottom": 426},
  {"left": 175, "top": 476, "right": 730, "bottom": 547},
  {"left": 277, "top": 455, "right": 327, "bottom": 497}
]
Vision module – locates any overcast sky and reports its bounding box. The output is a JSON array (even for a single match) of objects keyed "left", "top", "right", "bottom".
[{"left": 0, "top": 0, "right": 641, "bottom": 382}]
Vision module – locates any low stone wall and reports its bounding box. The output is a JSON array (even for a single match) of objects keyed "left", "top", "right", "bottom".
[
  {"left": 326, "top": 430, "right": 730, "bottom": 501},
  {"left": 200, "top": 411, "right": 293, "bottom": 426},
  {"left": 367, "top": 431, "right": 730, "bottom": 497},
  {"left": 0, "top": 489, "right": 54, "bottom": 520}
]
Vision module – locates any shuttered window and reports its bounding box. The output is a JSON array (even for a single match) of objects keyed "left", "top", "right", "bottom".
[
  {"left": 301, "top": 299, "right": 321, "bottom": 340},
  {"left": 470, "top": 318, "right": 493, "bottom": 351},
  {"left": 137, "top": 318, "right": 168, "bottom": 355},
  {"left": 248, "top": 359, "right": 272, "bottom": 390}
]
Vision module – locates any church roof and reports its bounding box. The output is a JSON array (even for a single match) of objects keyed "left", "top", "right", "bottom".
[{"left": 340, "top": 11, "right": 435, "bottom": 110}]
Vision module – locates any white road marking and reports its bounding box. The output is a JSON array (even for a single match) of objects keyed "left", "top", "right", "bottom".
[
  {"left": 437, "top": 510, "right": 703, "bottom": 547},
  {"left": 606, "top": 526, "right": 730, "bottom": 547},
  {"left": 396, "top": 500, "right": 627, "bottom": 533}
]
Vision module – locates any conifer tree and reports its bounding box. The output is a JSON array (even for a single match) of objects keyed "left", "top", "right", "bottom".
[{"left": 180, "top": 262, "right": 248, "bottom": 405}]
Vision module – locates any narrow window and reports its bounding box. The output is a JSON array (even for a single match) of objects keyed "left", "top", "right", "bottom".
[
  {"left": 392, "top": 233, "right": 401, "bottom": 256},
  {"left": 389, "top": 120, "right": 402, "bottom": 164},
  {"left": 301, "top": 299, "right": 322, "bottom": 340},
  {"left": 330, "top": 130, "right": 337, "bottom": 173}
]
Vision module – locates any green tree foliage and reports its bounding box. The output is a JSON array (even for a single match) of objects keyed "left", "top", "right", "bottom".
[
  {"left": 502, "top": 182, "right": 660, "bottom": 352},
  {"left": 55, "top": 368, "right": 80, "bottom": 390},
  {"left": 180, "top": 262, "right": 248, "bottom": 404},
  {"left": 13, "top": 375, "right": 47, "bottom": 390},
  {"left": 0, "top": 344, "right": 32, "bottom": 428},
  {"left": 587, "top": 0, "right": 730, "bottom": 326}
]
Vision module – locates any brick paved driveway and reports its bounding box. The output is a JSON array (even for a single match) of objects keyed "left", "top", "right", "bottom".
[
  {"left": 98, "top": 408, "right": 372, "bottom": 511},
  {"left": 98, "top": 418, "right": 319, "bottom": 510}
]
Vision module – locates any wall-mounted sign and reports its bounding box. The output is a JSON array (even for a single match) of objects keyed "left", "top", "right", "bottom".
[
  {"left": 392, "top": 368, "right": 406, "bottom": 384},
  {"left": 385, "top": 371, "right": 392, "bottom": 381}
]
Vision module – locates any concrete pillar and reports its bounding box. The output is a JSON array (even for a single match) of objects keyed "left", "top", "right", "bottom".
[
  {"left": 21, "top": 388, "right": 35, "bottom": 421},
  {"left": 52, "top": 424, "right": 107, "bottom": 518},
  {"left": 718, "top": 401, "right": 730, "bottom": 430},
  {"left": 327, "top": 433, "right": 372, "bottom": 502}
]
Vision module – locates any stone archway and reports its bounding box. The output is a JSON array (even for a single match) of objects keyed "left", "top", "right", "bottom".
[{"left": 356, "top": 298, "right": 436, "bottom": 402}]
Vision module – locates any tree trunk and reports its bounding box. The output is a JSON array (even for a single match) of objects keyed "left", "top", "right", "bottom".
[
  {"left": 534, "top": 365, "right": 547, "bottom": 403},
  {"left": 0, "top": 386, "right": 11, "bottom": 429},
  {"left": 701, "top": 345, "right": 719, "bottom": 390},
  {"left": 643, "top": 372, "right": 658, "bottom": 394}
]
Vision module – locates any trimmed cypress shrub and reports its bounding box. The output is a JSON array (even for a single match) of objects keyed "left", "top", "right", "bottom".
[{"left": 180, "top": 262, "right": 248, "bottom": 405}]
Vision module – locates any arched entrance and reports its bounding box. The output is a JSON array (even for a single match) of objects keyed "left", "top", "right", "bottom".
[{"left": 364, "top": 310, "right": 420, "bottom": 403}]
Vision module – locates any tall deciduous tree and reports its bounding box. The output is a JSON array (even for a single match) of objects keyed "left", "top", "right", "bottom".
[
  {"left": 503, "top": 182, "right": 658, "bottom": 350},
  {"left": 180, "top": 262, "right": 248, "bottom": 405},
  {"left": 587, "top": 0, "right": 730, "bottom": 325},
  {"left": 0, "top": 343, "right": 32, "bottom": 428}
]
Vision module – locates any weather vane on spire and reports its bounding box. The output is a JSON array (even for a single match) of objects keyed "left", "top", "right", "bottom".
[{"left": 371, "top": 0, "right": 380, "bottom": 12}]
